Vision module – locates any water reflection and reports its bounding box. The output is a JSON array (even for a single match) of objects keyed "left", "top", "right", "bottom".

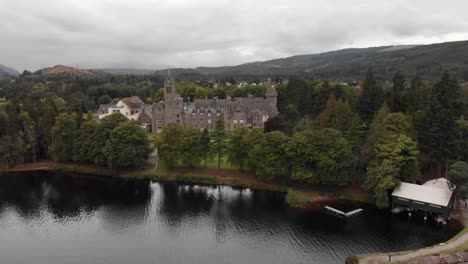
[{"left": 0, "top": 171, "right": 460, "bottom": 264}]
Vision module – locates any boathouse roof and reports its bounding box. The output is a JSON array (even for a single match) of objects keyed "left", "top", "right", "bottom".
[{"left": 391, "top": 180, "right": 454, "bottom": 207}]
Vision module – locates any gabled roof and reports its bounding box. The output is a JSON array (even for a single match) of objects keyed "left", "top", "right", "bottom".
[
  {"left": 392, "top": 181, "right": 453, "bottom": 207},
  {"left": 120, "top": 96, "right": 144, "bottom": 109}
]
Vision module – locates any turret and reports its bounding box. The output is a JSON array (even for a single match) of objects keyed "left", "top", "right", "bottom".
[{"left": 265, "top": 78, "right": 278, "bottom": 117}]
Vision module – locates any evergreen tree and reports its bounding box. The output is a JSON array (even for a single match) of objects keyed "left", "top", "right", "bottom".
[
  {"left": 345, "top": 114, "right": 367, "bottom": 155},
  {"left": 419, "top": 72, "right": 463, "bottom": 176},
  {"left": 390, "top": 71, "right": 407, "bottom": 112},
  {"left": 358, "top": 67, "right": 384, "bottom": 121},
  {"left": 406, "top": 74, "right": 431, "bottom": 113}
]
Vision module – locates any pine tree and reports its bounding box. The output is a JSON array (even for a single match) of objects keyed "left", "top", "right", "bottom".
[
  {"left": 358, "top": 67, "right": 384, "bottom": 121},
  {"left": 390, "top": 71, "right": 407, "bottom": 112},
  {"left": 419, "top": 71, "right": 463, "bottom": 176}
]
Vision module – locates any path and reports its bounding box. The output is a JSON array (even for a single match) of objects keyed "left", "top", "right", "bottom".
[{"left": 359, "top": 202, "right": 468, "bottom": 264}]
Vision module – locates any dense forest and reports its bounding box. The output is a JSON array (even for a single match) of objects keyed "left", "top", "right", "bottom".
[{"left": 0, "top": 69, "right": 467, "bottom": 208}]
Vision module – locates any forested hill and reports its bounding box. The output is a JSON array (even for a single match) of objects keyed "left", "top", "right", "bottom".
[
  {"left": 0, "top": 64, "right": 19, "bottom": 78},
  {"left": 152, "top": 41, "right": 468, "bottom": 82},
  {"left": 4, "top": 40, "right": 468, "bottom": 82}
]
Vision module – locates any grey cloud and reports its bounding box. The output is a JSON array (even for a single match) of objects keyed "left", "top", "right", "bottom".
[{"left": 1, "top": 0, "right": 468, "bottom": 71}]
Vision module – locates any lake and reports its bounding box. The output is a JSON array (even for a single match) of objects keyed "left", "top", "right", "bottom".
[{"left": 0, "top": 171, "right": 460, "bottom": 264}]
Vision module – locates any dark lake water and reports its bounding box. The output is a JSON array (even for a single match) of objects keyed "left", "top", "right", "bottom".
[{"left": 0, "top": 172, "right": 460, "bottom": 264}]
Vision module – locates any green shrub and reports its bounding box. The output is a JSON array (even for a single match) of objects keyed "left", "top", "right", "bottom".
[
  {"left": 231, "top": 179, "right": 247, "bottom": 188},
  {"left": 175, "top": 175, "right": 218, "bottom": 184},
  {"left": 285, "top": 189, "right": 312, "bottom": 205}
]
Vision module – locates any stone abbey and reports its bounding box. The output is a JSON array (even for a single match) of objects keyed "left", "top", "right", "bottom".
[{"left": 98, "top": 73, "right": 279, "bottom": 133}]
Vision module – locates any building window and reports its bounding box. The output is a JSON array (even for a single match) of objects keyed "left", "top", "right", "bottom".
[
  {"left": 112, "top": 109, "right": 120, "bottom": 113},
  {"left": 240, "top": 120, "right": 244, "bottom": 123},
  {"left": 208, "top": 119, "right": 211, "bottom": 124},
  {"left": 234, "top": 120, "right": 238, "bottom": 124},
  {"left": 208, "top": 113, "right": 211, "bottom": 117}
]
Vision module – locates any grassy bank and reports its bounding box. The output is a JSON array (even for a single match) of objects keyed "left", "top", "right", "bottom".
[
  {"left": 55, "top": 163, "right": 114, "bottom": 177},
  {"left": 2, "top": 160, "right": 370, "bottom": 208}
]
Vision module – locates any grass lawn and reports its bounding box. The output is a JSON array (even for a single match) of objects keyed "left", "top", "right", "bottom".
[{"left": 205, "top": 155, "right": 238, "bottom": 170}]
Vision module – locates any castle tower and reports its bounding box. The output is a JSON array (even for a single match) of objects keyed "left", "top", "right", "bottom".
[
  {"left": 265, "top": 78, "right": 278, "bottom": 117},
  {"left": 163, "top": 69, "right": 183, "bottom": 125},
  {"left": 164, "top": 69, "right": 176, "bottom": 104}
]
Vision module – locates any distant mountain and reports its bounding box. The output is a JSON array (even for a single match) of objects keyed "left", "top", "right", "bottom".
[
  {"left": 20, "top": 40, "right": 468, "bottom": 82},
  {"left": 92, "top": 68, "right": 156, "bottom": 75},
  {"left": 0, "top": 64, "right": 20, "bottom": 78},
  {"left": 34, "top": 65, "right": 93, "bottom": 76},
  {"left": 154, "top": 41, "right": 468, "bottom": 82}
]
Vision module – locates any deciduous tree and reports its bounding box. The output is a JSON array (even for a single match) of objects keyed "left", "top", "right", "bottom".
[
  {"left": 287, "top": 128, "right": 354, "bottom": 185},
  {"left": 249, "top": 131, "right": 289, "bottom": 181}
]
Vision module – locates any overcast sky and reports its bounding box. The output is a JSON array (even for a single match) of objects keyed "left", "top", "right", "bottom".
[{"left": 1, "top": 0, "right": 468, "bottom": 71}]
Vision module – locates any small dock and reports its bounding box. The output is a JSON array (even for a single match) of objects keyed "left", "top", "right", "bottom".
[{"left": 325, "top": 206, "right": 363, "bottom": 218}]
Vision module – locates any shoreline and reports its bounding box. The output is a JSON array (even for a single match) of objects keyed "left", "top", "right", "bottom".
[
  {"left": 4, "top": 161, "right": 468, "bottom": 263},
  {"left": 0, "top": 161, "right": 370, "bottom": 206}
]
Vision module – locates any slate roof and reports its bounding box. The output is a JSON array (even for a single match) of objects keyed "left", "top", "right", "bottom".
[{"left": 120, "top": 96, "right": 144, "bottom": 109}]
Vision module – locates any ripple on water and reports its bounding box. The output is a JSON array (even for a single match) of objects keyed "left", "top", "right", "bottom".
[{"left": 0, "top": 172, "right": 460, "bottom": 264}]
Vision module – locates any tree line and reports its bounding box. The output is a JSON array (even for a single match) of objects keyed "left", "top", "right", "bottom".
[{"left": 1, "top": 69, "right": 467, "bottom": 208}]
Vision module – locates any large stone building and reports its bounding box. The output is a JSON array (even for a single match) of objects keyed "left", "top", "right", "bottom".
[
  {"left": 98, "top": 74, "right": 279, "bottom": 133},
  {"left": 149, "top": 74, "right": 278, "bottom": 133}
]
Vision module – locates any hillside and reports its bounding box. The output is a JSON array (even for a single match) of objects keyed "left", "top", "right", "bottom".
[
  {"left": 17, "top": 40, "right": 468, "bottom": 82},
  {"left": 152, "top": 40, "right": 468, "bottom": 82},
  {"left": 0, "top": 64, "right": 20, "bottom": 78},
  {"left": 34, "top": 65, "right": 93, "bottom": 76}
]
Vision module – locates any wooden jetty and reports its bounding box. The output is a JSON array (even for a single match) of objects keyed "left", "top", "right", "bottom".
[{"left": 325, "top": 206, "right": 364, "bottom": 218}]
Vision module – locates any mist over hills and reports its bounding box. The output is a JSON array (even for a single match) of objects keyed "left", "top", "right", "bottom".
[
  {"left": 3, "top": 40, "right": 468, "bottom": 82},
  {"left": 152, "top": 41, "right": 468, "bottom": 82},
  {"left": 0, "top": 64, "right": 20, "bottom": 78}
]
